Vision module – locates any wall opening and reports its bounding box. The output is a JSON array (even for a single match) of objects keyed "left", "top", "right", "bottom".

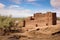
[
  {"left": 36, "top": 28, "right": 40, "bottom": 31},
  {"left": 36, "top": 24, "right": 38, "bottom": 27},
  {"left": 23, "top": 20, "right": 25, "bottom": 27},
  {"left": 46, "top": 23, "right": 48, "bottom": 26}
]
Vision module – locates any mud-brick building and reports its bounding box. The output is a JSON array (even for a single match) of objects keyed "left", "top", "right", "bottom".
[{"left": 23, "top": 12, "right": 57, "bottom": 29}]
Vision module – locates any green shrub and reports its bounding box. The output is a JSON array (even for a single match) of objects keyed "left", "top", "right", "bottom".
[{"left": 0, "top": 15, "right": 24, "bottom": 28}]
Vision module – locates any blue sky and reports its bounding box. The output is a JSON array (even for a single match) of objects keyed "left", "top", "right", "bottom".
[
  {"left": 0, "top": 0, "right": 52, "bottom": 10},
  {"left": 0, "top": 0, "right": 60, "bottom": 17}
]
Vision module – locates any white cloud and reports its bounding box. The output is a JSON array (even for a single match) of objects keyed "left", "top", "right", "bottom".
[
  {"left": 50, "top": 0, "right": 60, "bottom": 17},
  {"left": 50, "top": 0, "right": 60, "bottom": 9},
  {"left": 10, "top": 0, "right": 22, "bottom": 4},
  {"left": 7, "top": 5, "right": 22, "bottom": 9},
  {"left": 9, "top": 0, "right": 40, "bottom": 7},
  {"left": 27, "top": 0, "right": 36, "bottom": 2},
  {"left": 9, "top": 5, "right": 20, "bottom": 8},
  {"left": 26, "top": 0, "right": 41, "bottom": 7},
  {"left": 0, "top": 9, "right": 33, "bottom": 17},
  {"left": 0, "top": 3, "right": 33, "bottom": 17},
  {"left": 0, "top": 3, "right": 5, "bottom": 9},
  {"left": 10, "top": 0, "right": 36, "bottom": 4}
]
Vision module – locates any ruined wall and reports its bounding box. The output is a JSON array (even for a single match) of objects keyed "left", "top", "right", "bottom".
[{"left": 23, "top": 12, "right": 57, "bottom": 29}]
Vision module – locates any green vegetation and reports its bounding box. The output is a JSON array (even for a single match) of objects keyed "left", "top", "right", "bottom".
[
  {"left": 57, "top": 17, "right": 60, "bottom": 20},
  {"left": 0, "top": 15, "right": 24, "bottom": 28}
]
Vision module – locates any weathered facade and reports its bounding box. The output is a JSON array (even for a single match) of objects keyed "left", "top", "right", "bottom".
[{"left": 23, "top": 12, "right": 57, "bottom": 29}]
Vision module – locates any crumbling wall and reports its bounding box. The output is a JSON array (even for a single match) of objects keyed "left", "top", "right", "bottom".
[{"left": 23, "top": 12, "right": 57, "bottom": 30}]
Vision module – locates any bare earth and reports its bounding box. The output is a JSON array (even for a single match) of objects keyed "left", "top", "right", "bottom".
[{"left": 0, "top": 20, "right": 60, "bottom": 40}]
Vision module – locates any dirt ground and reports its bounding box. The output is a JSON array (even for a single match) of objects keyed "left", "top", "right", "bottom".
[{"left": 0, "top": 20, "right": 60, "bottom": 40}]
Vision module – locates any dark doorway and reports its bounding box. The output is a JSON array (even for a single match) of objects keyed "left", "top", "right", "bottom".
[{"left": 23, "top": 20, "right": 25, "bottom": 27}]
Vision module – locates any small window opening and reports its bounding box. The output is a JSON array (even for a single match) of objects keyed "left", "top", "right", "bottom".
[
  {"left": 36, "top": 28, "right": 40, "bottom": 31},
  {"left": 36, "top": 24, "right": 38, "bottom": 27},
  {"left": 26, "top": 30, "right": 28, "bottom": 31},
  {"left": 46, "top": 23, "right": 48, "bottom": 26}
]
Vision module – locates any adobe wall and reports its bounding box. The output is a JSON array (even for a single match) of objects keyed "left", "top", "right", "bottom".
[{"left": 23, "top": 12, "right": 57, "bottom": 29}]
